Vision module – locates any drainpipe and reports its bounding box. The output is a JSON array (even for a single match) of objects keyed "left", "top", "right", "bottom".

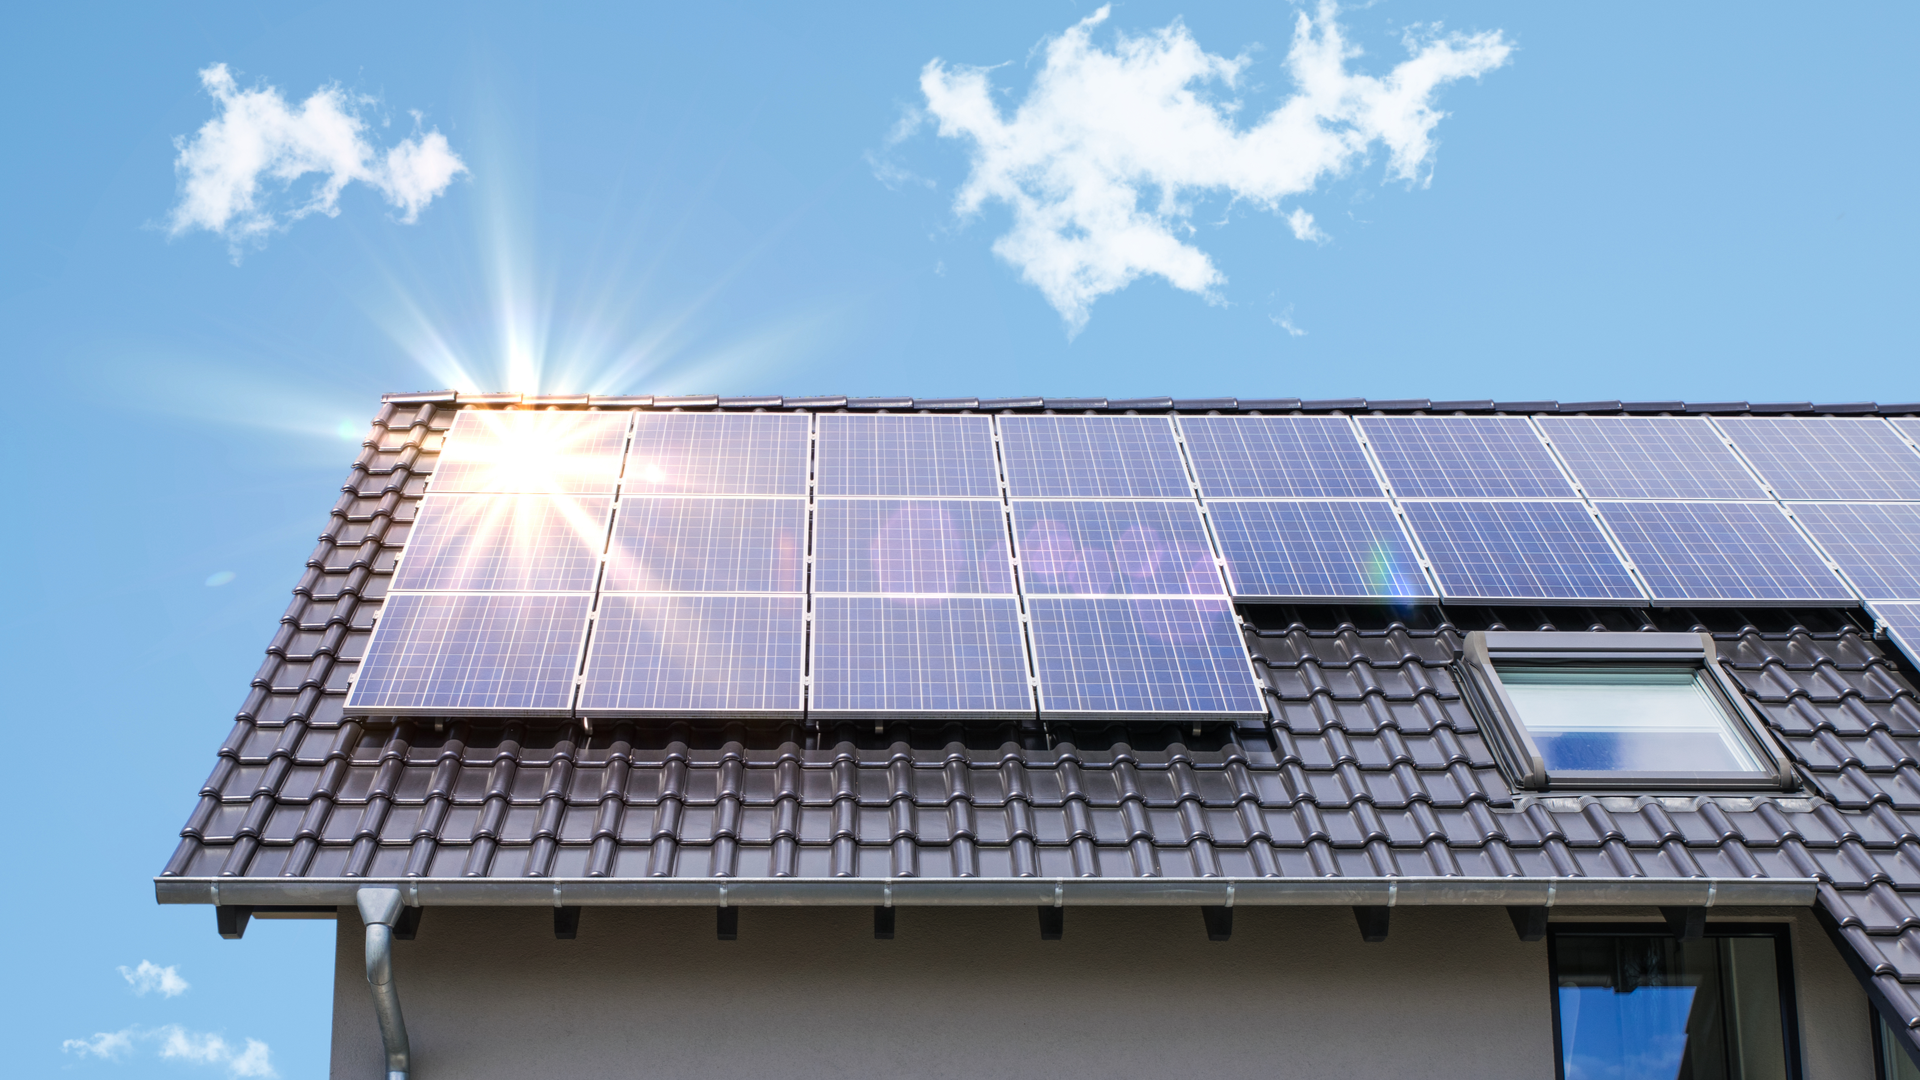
[{"left": 355, "top": 887, "right": 411, "bottom": 1080}]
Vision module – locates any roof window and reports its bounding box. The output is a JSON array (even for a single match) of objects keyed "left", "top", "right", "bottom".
[{"left": 1459, "top": 631, "right": 1792, "bottom": 791}]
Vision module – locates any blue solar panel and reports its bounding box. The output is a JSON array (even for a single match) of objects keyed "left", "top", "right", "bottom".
[
  {"left": 577, "top": 595, "right": 804, "bottom": 715},
  {"left": 1179, "top": 416, "right": 1381, "bottom": 498},
  {"left": 813, "top": 499, "right": 1013, "bottom": 595},
  {"left": 393, "top": 494, "right": 610, "bottom": 593},
  {"left": 1208, "top": 500, "right": 1433, "bottom": 600},
  {"left": 1717, "top": 417, "right": 1920, "bottom": 501},
  {"left": 1399, "top": 500, "right": 1643, "bottom": 602},
  {"left": 1594, "top": 501, "right": 1852, "bottom": 604},
  {"left": 1011, "top": 501, "right": 1220, "bottom": 595},
  {"left": 817, "top": 414, "right": 1000, "bottom": 497},
  {"left": 603, "top": 497, "right": 806, "bottom": 593},
  {"left": 1026, "top": 598, "right": 1263, "bottom": 717},
  {"left": 1786, "top": 503, "right": 1920, "bottom": 600},
  {"left": 810, "top": 597, "right": 1033, "bottom": 716},
  {"left": 433, "top": 410, "right": 630, "bottom": 495},
  {"left": 346, "top": 593, "right": 591, "bottom": 715},
  {"left": 1872, "top": 602, "right": 1920, "bottom": 671},
  {"left": 999, "top": 416, "right": 1190, "bottom": 498},
  {"left": 1538, "top": 417, "right": 1767, "bottom": 500},
  {"left": 626, "top": 413, "right": 810, "bottom": 496},
  {"left": 1357, "top": 417, "right": 1575, "bottom": 499}
]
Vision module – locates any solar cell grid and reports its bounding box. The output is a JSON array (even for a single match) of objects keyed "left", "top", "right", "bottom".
[
  {"left": 1011, "top": 501, "right": 1220, "bottom": 595},
  {"left": 816, "top": 414, "right": 1000, "bottom": 497},
  {"left": 810, "top": 597, "right": 1033, "bottom": 715},
  {"left": 1538, "top": 417, "right": 1767, "bottom": 500},
  {"left": 813, "top": 499, "right": 1013, "bottom": 595},
  {"left": 998, "top": 415, "right": 1191, "bottom": 498},
  {"left": 346, "top": 593, "right": 591, "bottom": 715},
  {"left": 1179, "top": 416, "right": 1381, "bottom": 499},
  {"left": 1208, "top": 500, "right": 1432, "bottom": 600},
  {"left": 1357, "top": 416, "right": 1575, "bottom": 499},
  {"left": 602, "top": 497, "right": 806, "bottom": 593},
  {"left": 392, "top": 493, "right": 610, "bottom": 593},
  {"left": 1594, "top": 501, "right": 1851, "bottom": 604},
  {"left": 1787, "top": 503, "right": 1920, "bottom": 600},
  {"left": 626, "top": 413, "right": 810, "bottom": 496},
  {"left": 1399, "top": 500, "right": 1643, "bottom": 602},
  {"left": 578, "top": 595, "right": 805, "bottom": 715},
  {"left": 1026, "top": 598, "right": 1263, "bottom": 717},
  {"left": 432, "top": 410, "right": 630, "bottom": 494},
  {"left": 1717, "top": 417, "right": 1920, "bottom": 501},
  {"left": 1873, "top": 603, "right": 1920, "bottom": 671}
]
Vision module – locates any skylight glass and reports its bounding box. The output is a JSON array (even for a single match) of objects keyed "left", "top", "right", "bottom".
[{"left": 1495, "top": 665, "right": 1765, "bottom": 776}]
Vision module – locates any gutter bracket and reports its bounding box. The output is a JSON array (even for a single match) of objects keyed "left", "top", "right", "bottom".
[{"left": 355, "top": 887, "right": 411, "bottom": 1080}]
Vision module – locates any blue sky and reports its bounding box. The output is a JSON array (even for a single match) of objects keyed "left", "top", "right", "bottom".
[{"left": 2, "top": 2, "right": 1915, "bottom": 1076}]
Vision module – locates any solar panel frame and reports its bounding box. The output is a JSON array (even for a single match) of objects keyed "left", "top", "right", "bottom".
[
  {"left": 998, "top": 415, "right": 1192, "bottom": 498},
  {"left": 1715, "top": 417, "right": 1920, "bottom": 501},
  {"left": 1785, "top": 502, "right": 1920, "bottom": 601},
  {"left": 816, "top": 414, "right": 1000, "bottom": 497},
  {"left": 1593, "top": 500, "right": 1853, "bottom": 605},
  {"left": 1537, "top": 416, "right": 1769, "bottom": 500},
  {"left": 431, "top": 410, "right": 631, "bottom": 495},
  {"left": 1011, "top": 500, "right": 1223, "bottom": 596},
  {"left": 344, "top": 593, "right": 593, "bottom": 716},
  {"left": 812, "top": 498, "right": 1015, "bottom": 596},
  {"left": 1179, "top": 416, "right": 1383, "bottom": 499},
  {"left": 1871, "top": 602, "right": 1920, "bottom": 672},
  {"left": 602, "top": 497, "right": 807, "bottom": 594},
  {"left": 1025, "top": 597, "right": 1265, "bottom": 719},
  {"left": 1399, "top": 499, "right": 1645, "bottom": 604},
  {"left": 577, "top": 594, "right": 806, "bottom": 717},
  {"left": 1357, "top": 416, "right": 1577, "bottom": 499},
  {"left": 625, "top": 412, "right": 811, "bottom": 496},
  {"left": 392, "top": 493, "right": 612, "bottom": 593},
  {"left": 808, "top": 596, "right": 1035, "bottom": 718},
  {"left": 1207, "top": 499, "right": 1434, "bottom": 601}
]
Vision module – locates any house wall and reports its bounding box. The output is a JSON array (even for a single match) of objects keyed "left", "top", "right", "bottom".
[{"left": 329, "top": 904, "right": 1870, "bottom": 1080}]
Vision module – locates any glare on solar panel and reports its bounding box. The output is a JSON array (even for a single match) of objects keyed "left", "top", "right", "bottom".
[
  {"left": 1787, "top": 503, "right": 1920, "bottom": 600},
  {"left": 1011, "top": 501, "right": 1221, "bottom": 595},
  {"left": 1357, "top": 416, "right": 1575, "bottom": 499},
  {"left": 998, "top": 415, "right": 1190, "bottom": 498},
  {"left": 1594, "top": 501, "right": 1852, "bottom": 604},
  {"left": 813, "top": 499, "right": 1014, "bottom": 595},
  {"left": 577, "top": 595, "right": 805, "bottom": 716},
  {"left": 392, "top": 493, "right": 611, "bottom": 593},
  {"left": 816, "top": 414, "right": 1000, "bottom": 497},
  {"left": 1399, "top": 500, "right": 1643, "bottom": 603},
  {"left": 1717, "top": 417, "right": 1920, "bottom": 501},
  {"left": 603, "top": 497, "right": 806, "bottom": 593},
  {"left": 1179, "top": 416, "right": 1381, "bottom": 499},
  {"left": 1208, "top": 500, "right": 1432, "bottom": 601},
  {"left": 1538, "top": 417, "right": 1768, "bottom": 500},
  {"left": 1872, "top": 602, "right": 1920, "bottom": 671},
  {"left": 626, "top": 413, "right": 810, "bottom": 496},
  {"left": 432, "top": 410, "right": 630, "bottom": 495},
  {"left": 345, "top": 593, "right": 591, "bottom": 715},
  {"left": 809, "top": 596, "right": 1033, "bottom": 716},
  {"left": 1026, "top": 597, "right": 1263, "bottom": 717}
]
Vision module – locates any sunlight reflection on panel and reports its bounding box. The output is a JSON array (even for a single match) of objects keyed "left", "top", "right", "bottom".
[
  {"left": 431, "top": 410, "right": 631, "bottom": 494},
  {"left": 603, "top": 498, "right": 806, "bottom": 593},
  {"left": 813, "top": 500, "right": 1014, "bottom": 595},
  {"left": 626, "top": 413, "right": 810, "bottom": 496},
  {"left": 393, "top": 493, "right": 612, "bottom": 592}
]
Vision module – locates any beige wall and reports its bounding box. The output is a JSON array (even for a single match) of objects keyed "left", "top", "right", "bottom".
[{"left": 330, "top": 904, "right": 1869, "bottom": 1080}]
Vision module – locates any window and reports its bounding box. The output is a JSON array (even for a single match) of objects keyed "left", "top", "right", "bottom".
[
  {"left": 1459, "top": 631, "right": 1792, "bottom": 791},
  {"left": 1549, "top": 925, "right": 1800, "bottom": 1080},
  {"left": 1878, "top": 1012, "right": 1920, "bottom": 1080}
]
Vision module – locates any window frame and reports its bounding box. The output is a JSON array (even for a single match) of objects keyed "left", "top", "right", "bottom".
[
  {"left": 1875, "top": 1006, "right": 1920, "bottom": 1080},
  {"left": 1546, "top": 922, "right": 1804, "bottom": 1080},
  {"left": 1458, "top": 630, "right": 1795, "bottom": 791}
]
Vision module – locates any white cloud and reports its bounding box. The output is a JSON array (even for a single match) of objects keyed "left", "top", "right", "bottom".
[
  {"left": 1272, "top": 305, "right": 1308, "bottom": 337},
  {"left": 917, "top": 2, "right": 1510, "bottom": 332},
  {"left": 119, "top": 960, "right": 190, "bottom": 998},
  {"left": 169, "top": 64, "right": 467, "bottom": 257},
  {"left": 1287, "top": 208, "right": 1328, "bottom": 244},
  {"left": 61, "top": 1025, "right": 275, "bottom": 1078}
]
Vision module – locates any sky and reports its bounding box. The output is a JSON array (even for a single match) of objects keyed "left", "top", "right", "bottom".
[{"left": 1, "top": 2, "right": 1915, "bottom": 1077}]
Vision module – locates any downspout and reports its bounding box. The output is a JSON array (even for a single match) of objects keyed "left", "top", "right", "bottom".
[{"left": 355, "top": 887, "right": 411, "bottom": 1080}]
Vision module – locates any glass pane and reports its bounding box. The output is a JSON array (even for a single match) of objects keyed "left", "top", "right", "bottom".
[
  {"left": 1497, "top": 665, "right": 1764, "bottom": 775},
  {"left": 1885, "top": 1015, "right": 1920, "bottom": 1080},
  {"left": 1554, "top": 934, "right": 1788, "bottom": 1080}
]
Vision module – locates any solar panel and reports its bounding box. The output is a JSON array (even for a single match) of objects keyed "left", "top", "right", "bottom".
[
  {"left": 1357, "top": 417, "right": 1575, "bottom": 499},
  {"left": 1179, "top": 416, "right": 1381, "bottom": 498},
  {"left": 1011, "top": 501, "right": 1220, "bottom": 595},
  {"left": 1786, "top": 503, "right": 1920, "bottom": 600},
  {"left": 1207, "top": 500, "right": 1433, "bottom": 601},
  {"left": 626, "top": 413, "right": 810, "bottom": 496},
  {"left": 392, "top": 494, "right": 611, "bottom": 593},
  {"left": 1399, "top": 500, "right": 1643, "bottom": 603},
  {"left": 1716, "top": 417, "right": 1920, "bottom": 501},
  {"left": 346, "top": 593, "right": 591, "bottom": 715},
  {"left": 1026, "top": 598, "right": 1263, "bottom": 717},
  {"left": 998, "top": 416, "right": 1191, "bottom": 498},
  {"left": 1593, "top": 501, "right": 1852, "bottom": 604},
  {"left": 432, "top": 410, "right": 630, "bottom": 495},
  {"left": 813, "top": 499, "right": 1014, "bottom": 595},
  {"left": 577, "top": 595, "right": 805, "bottom": 716},
  {"left": 809, "top": 597, "right": 1033, "bottom": 716},
  {"left": 603, "top": 497, "right": 806, "bottom": 593},
  {"left": 1872, "top": 602, "right": 1920, "bottom": 671},
  {"left": 1537, "top": 417, "right": 1767, "bottom": 500},
  {"left": 816, "top": 414, "right": 1000, "bottom": 497}
]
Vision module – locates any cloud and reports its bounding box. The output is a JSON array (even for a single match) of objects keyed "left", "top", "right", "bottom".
[
  {"left": 1272, "top": 305, "right": 1308, "bottom": 337},
  {"left": 917, "top": 2, "right": 1510, "bottom": 332},
  {"left": 62, "top": 1026, "right": 275, "bottom": 1078},
  {"left": 119, "top": 960, "right": 190, "bottom": 997},
  {"left": 169, "top": 64, "right": 467, "bottom": 257}
]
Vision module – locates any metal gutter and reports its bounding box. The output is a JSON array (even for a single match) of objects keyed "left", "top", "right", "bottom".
[{"left": 159, "top": 875, "right": 1818, "bottom": 909}]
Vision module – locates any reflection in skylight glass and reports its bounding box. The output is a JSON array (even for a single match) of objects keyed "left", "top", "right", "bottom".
[{"left": 1496, "top": 666, "right": 1763, "bottom": 775}]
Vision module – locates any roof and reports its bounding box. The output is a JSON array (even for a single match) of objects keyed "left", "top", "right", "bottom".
[{"left": 157, "top": 394, "right": 1920, "bottom": 1056}]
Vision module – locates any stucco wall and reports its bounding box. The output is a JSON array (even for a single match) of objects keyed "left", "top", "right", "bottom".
[{"left": 329, "top": 904, "right": 1869, "bottom": 1080}]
